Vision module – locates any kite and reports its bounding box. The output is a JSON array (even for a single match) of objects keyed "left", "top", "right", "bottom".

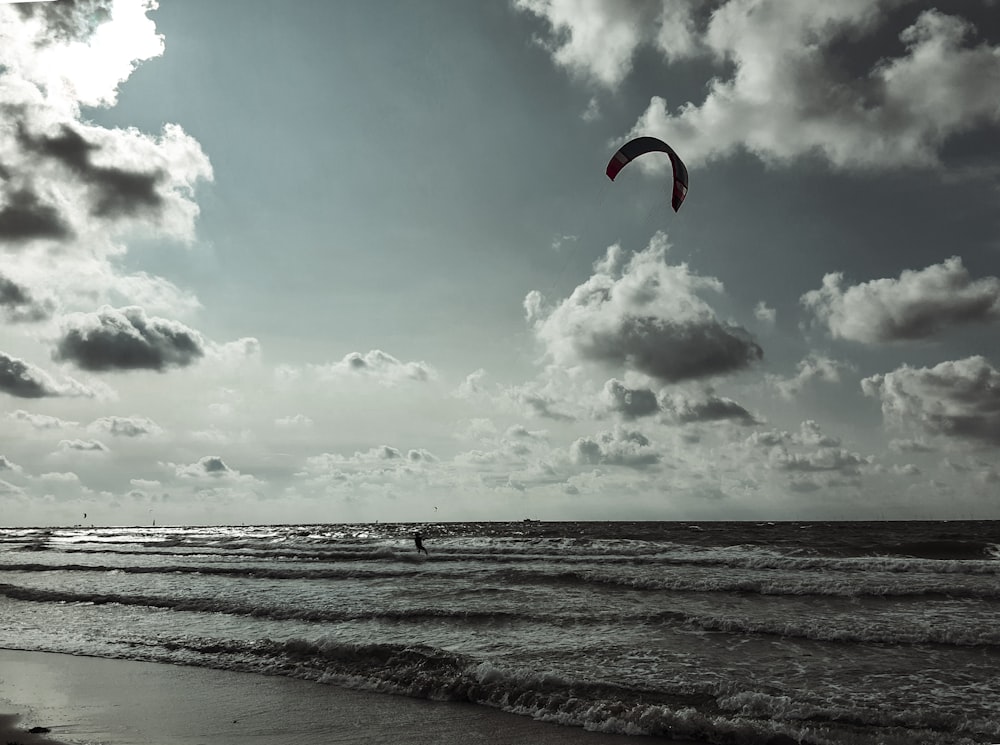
[{"left": 606, "top": 136, "right": 689, "bottom": 212}]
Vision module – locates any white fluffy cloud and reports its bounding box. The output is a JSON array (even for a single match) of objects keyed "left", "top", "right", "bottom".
[
  {"left": 802, "top": 257, "right": 1000, "bottom": 344},
  {"left": 88, "top": 414, "right": 161, "bottom": 437},
  {"left": 767, "top": 354, "right": 852, "bottom": 399},
  {"left": 862, "top": 356, "right": 1000, "bottom": 445},
  {"left": 569, "top": 426, "right": 660, "bottom": 468},
  {"left": 0, "top": 0, "right": 212, "bottom": 327},
  {"left": 314, "top": 350, "right": 435, "bottom": 386},
  {"left": 526, "top": 233, "right": 761, "bottom": 384},
  {"left": 518, "top": 1, "right": 1000, "bottom": 170}
]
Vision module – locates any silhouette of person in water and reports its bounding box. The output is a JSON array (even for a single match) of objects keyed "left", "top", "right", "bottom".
[{"left": 414, "top": 531, "right": 428, "bottom": 555}]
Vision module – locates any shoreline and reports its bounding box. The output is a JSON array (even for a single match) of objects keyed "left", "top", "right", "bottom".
[{"left": 0, "top": 648, "right": 679, "bottom": 744}]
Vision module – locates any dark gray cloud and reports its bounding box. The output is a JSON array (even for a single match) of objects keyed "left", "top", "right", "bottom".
[
  {"left": 528, "top": 236, "right": 762, "bottom": 385},
  {"left": 802, "top": 257, "right": 1000, "bottom": 344},
  {"left": 19, "top": 124, "right": 164, "bottom": 219},
  {"left": 0, "top": 188, "right": 72, "bottom": 243},
  {"left": 581, "top": 316, "right": 762, "bottom": 384},
  {"left": 1, "top": 351, "right": 65, "bottom": 398},
  {"left": 54, "top": 305, "right": 205, "bottom": 372},
  {"left": 0, "top": 273, "right": 54, "bottom": 322},
  {"left": 862, "top": 356, "right": 1000, "bottom": 445},
  {"left": 602, "top": 379, "right": 660, "bottom": 419}
]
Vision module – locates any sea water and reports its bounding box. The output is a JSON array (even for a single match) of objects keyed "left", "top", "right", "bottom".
[{"left": 0, "top": 521, "right": 998, "bottom": 744}]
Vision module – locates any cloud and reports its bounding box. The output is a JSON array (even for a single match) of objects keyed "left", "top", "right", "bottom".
[
  {"left": 754, "top": 301, "right": 776, "bottom": 325},
  {"left": 6, "top": 409, "right": 78, "bottom": 429},
  {"left": 0, "top": 455, "right": 21, "bottom": 473},
  {"left": 767, "top": 354, "right": 852, "bottom": 399},
  {"left": 527, "top": 233, "right": 762, "bottom": 384},
  {"left": 18, "top": 123, "right": 165, "bottom": 219},
  {"left": 0, "top": 351, "right": 95, "bottom": 397},
  {"left": 511, "top": 386, "right": 576, "bottom": 421},
  {"left": 88, "top": 414, "right": 161, "bottom": 437},
  {"left": 57, "top": 438, "right": 108, "bottom": 453},
  {"left": 889, "top": 437, "right": 936, "bottom": 453},
  {"left": 518, "top": 2, "right": 1000, "bottom": 170},
  {"left": 53, "top": 305, "right": 205, "bottom": 372},
  {"left": 0, "top": 188, "right": 71, "bottom": 244},
  {"left": 170, "top": 456, "right": 259, "bottom": 485},
  {"left": 316, "top": 350, "right": 434, "bottom": 386},
  {"left": 0, "top": 272, "right": 55, "bottom": 321},
  {"left": 662, "top": 390, "right": 759, "bottom": 426},
  {"left": 0, "top": 0, "right": 212, "bottom": 327},
  {"left": 275, "top": 414, "right": 313, "bottom": 428},
  {"left": 862, "top": 356, "right": 1000, "bottom": 445},
  {"left": 569, "top": 426, "right": 660, "bottom": 468},
  {"left": 802, "top": 257, "right": 1000, "bottom": 344},
  {"left": 513, "top": 0, "right": 660, "bottom": 87},
  {"left": 601, "top": 378, "right": 660, "bottom": 419}
]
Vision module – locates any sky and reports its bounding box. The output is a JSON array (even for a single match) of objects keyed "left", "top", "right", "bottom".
[{"left": 1, "top": 0, "right": 999, "bottom": 527}]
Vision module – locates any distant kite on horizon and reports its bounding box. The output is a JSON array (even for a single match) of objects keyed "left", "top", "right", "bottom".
[{"left": 606, "top": 136, "right": 689, "bottom": 212}]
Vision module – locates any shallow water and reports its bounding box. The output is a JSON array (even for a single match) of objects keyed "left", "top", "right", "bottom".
[{"left": 1, "top": 520, "right": 998, "bottom": 744}]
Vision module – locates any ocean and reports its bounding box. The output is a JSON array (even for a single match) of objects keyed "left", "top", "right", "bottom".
[{"left": 1, "top": 520, "right": 998, "bottom": 745}]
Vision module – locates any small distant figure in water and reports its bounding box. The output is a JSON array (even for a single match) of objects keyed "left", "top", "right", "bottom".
[{"left": 414, "top": 531, "right": 428, "bottom": 555}]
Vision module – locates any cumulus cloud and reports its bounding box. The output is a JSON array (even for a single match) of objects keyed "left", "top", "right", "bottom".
[
  {"left": 889, "top": 437, "right": 936, "bottom": 453},
  {"left": 316, "top": 350, "right": 434, "bottom": 386},
  {"left": 0, "top": 0, "right": 212, "bottom": 327},
  {"left": 802, "top": 257, "right": 1000, "bottom": 344},
  {"left": 601, "top": 378, "right": 660, "bottom": 419},
  {"left": 170, "top": 456, "right": 258, "bottom": 484},
  {"left": 88, "top": 414, "right": 161, "bottom": 437},
  {"left": 275, "top": 414, "right": 313, "bottom": 428},
  {"left": 767, "top": 354, "right": 852, "bottom": 399},
  {"left": 510, "top": 385, "right": 576, "bottom": 421},
  {"left": 754, "top": 301, "right": 776, "bottom": 325},
  {"left": 0, "top": 272, "right": 55, "bottom": 321},
  {"left": 57, "top": 438, "right": 108, "bottom": 453},
  {"left": 527, "top": 233, "right": 761, "bottom": 384},
  {"left": 862, "top": 356, "right": 1000, "bottom": 445},
  {"left": 569, "top": 427, "right": 660, "bottom": 468},
  {"left": 0, "top": 351, "right": 95, "bottom": 397},
  {"left": 518, "top": 1, "right": 1000, "bottom": 170},
  {"left": 513, "top": 0, "right": 661, "bottom": 87},
  {"left": 307, "top": 446, "right": 439, "bottom": 470},
  {"left": 6, "top": 409, "right": 77, "bottom": 429},
  {"left": 662, "top": 390, "right": 759, "bottom": 426},
  {"left": 53, "top": 305, "right": 205, "bottom": 371}
]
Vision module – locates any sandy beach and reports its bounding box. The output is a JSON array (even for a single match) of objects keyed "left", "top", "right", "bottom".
[{"left": 0, "top": 649, "right": 671, "bottom": 745}]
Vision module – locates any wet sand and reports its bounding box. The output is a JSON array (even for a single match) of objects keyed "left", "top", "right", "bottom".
[{"left": 0, "top": 649, "right": 679, "bottom": 744}]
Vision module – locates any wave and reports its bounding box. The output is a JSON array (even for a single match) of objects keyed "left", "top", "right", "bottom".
[
  {"left": 495, "top": 567, "right": 1000, "bottom": 600},
  {"left": 105, "top": 636, "right": 992, "bottom": 744},
  {"left": 4, "top": 558, "right": 1000, "bottom": 600},
  {"left": 2, "top": 582, "right": 997, "bottom": 648}
]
